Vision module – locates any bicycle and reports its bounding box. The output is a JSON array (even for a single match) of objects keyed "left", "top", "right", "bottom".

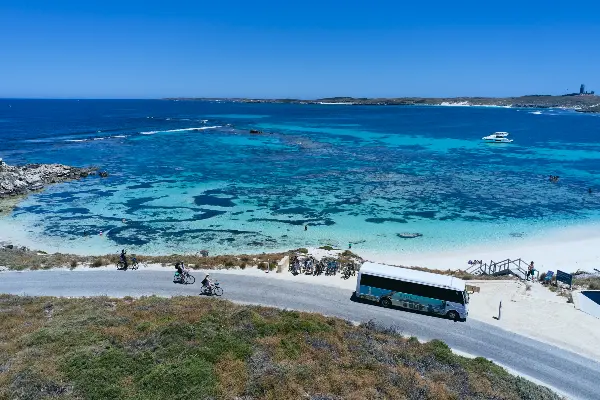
[
  {"left": 116, "top": 259, "right": 129, "bottom": 270},
  {"left": 200, "top": 282, "right": 223, "bottom": 296},
  {"left": 174, "top": 271, "right": 195, "bottom": 284},
  {"left": 130, "top": 256, "right": 147, "bottom": 269}
]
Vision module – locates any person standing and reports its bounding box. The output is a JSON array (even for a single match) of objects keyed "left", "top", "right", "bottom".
[{"left": 527, "top": 261, "right": 534, "bottom": 281}]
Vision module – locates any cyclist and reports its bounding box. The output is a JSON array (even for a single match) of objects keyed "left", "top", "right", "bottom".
[
  {"left": 175, "top": 261, "right": 186, "bottom": 282},
  {"left": 201, "top": 274, "right": 213, "bottom": 292},
  {"left": 119, "top": 249, "right": 128, "bottom": 270}
]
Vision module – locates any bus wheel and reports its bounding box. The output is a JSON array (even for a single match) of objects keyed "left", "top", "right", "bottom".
[
  {"left": 380, "top": 297, "right": 392, "bottom": 308},
  {"left": 446, "top": 310, "right": 459, "bottom": 321}
]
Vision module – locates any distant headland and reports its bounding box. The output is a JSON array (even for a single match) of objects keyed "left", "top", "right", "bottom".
[{"left": 164, "top": 92, "right": 600, "bottom": 113}]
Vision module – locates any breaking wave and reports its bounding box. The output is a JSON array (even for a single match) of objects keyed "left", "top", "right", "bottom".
[{"left": 139, "top": 126, "right": 221, "bottom": 135}]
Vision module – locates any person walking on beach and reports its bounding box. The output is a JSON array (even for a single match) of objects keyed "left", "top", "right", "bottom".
[{"left": 527, "top": 261, "right": 535, "bottom": 281}]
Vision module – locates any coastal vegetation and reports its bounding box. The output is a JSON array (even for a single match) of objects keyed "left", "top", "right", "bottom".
[
  {"left": 573, "top": 276, "right": 600, "bottom": 291},
  {"left": 0, "top": 245, "right": 509, "bottom": 281},
  {"left": 0, "top": 294, "right": 562, "bottom": 400},
  {"left": 0, "top": 245, "right": 288, "bottom": 272}
]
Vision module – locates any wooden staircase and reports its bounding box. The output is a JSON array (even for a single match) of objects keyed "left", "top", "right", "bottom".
[{"left": 465, "top": 258, "right": 529, "bottom": 280}]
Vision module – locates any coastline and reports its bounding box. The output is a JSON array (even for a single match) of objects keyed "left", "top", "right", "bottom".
[
  {"left": 163, "top": 95, "right": 600, "bottom": 113},
  {"left": 355, "top": 222, "right": 600, "bottom": 273},
  {"left": 2, "top": 219, "right": 599, "bottom": 274}
]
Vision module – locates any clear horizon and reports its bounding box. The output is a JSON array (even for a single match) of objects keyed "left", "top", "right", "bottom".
[{"left": 1, "top": 0, "right": 599, "bottom": 99}]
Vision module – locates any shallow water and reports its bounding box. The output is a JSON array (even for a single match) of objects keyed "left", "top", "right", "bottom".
[{"left": 1, "top": 99, "right": 599, "bottom": 255}]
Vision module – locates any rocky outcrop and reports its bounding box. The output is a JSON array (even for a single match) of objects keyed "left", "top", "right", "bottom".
[
  {"left": 0, "top": 160, "right": 98, "bottom": 198},
  {"left": 397, "top": 233, "right": 423, "bottom": 239}
]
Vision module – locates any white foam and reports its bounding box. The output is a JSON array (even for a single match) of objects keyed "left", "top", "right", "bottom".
[
  {"left": 440, "top": 101, "right": 471, "bottom": 106},
  {"left": 139, "top": 126, "right": 221, "bottom": 135},
  {"left": 66, "top": 135, "right": 127, "bottom": 142},
  {"left": 529, "top": 111, "right": 543, "bottom": 115}
]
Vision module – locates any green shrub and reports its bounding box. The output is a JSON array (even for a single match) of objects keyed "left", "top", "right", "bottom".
[
  {"left": 239, "top": 263, "right": 246, "bottom": 270},
  {"left": 279, "top": 337, "right": 301, "bottom": 359},
  {"left": 137, "top": 357, "right": 216, "bottom": 398},
  {"left": 258, "top": 262, "right": 268, "bottom": 271},
  {"left": 91, "top": 259, "right": 103, "bottom": 268},
  {"left": 319, "top": 245, "right": 334, "bottom": 251},
  {"left": 425, "top": 339, "right": 455, "bottom": 364},
  {"left": 70, "top": 260, "right": 78, "bottom": 269}
]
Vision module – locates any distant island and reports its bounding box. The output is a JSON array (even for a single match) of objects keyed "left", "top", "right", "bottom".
[{"left": 164, "top": 94, "right": 600, "bottom": 113}]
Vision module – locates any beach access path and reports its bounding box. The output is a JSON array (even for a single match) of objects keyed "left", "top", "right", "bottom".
[{"left": 1, "top": 268, "right": 599, "bottom": 400}]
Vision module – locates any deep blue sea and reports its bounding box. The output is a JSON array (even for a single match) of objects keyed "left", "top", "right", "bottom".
[{"left": 1, "top": 99, "right": 599, "bottom": 256}]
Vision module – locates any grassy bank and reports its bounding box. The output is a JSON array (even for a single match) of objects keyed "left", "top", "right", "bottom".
[
  {"left": 0, "top": 246, "right": 290, "bottom": 272},
  {"left": 0, "top": 246, "right": 490, "bottom": 282},
  {"left": 0, "top": 295, "right": 561, "bottom": 400},
  {"left": 573, "top": 276, "right": 600, "bottom": 290}
]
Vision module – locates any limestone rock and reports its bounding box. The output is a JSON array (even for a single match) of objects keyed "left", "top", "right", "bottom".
[{"left": 0, "top": 161, "right": 98, "bottom": 199}]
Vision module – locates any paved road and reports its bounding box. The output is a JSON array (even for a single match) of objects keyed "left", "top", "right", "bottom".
[{"left": 1, "top": 269, "right": 599, "bottom": 400}]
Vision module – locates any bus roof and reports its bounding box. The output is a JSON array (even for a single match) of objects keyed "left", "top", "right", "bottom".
[{"left": 359, "top": 262, "right": 466, "bottom": 291}]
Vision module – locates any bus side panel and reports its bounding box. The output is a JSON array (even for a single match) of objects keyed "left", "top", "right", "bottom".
[{"left": 358, "top": 285, "right": 447, "bottom": 316}]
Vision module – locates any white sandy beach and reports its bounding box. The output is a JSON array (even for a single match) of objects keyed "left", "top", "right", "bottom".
[{"left": 355, "top": 223, "right": 600, "bottom": 274}]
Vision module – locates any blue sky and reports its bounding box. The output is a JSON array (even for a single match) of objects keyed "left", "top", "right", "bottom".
[{"left": 1, "top": 0, "right": 599, "bottom": 98}]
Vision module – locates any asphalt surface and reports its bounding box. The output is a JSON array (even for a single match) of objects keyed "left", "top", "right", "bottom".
[{"left": 1, "top": 269, "right": 599, "bottom": 400}]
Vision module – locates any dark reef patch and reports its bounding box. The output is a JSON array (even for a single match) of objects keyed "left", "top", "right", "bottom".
[
  {"left": 193, "top": 194, "right": 236, "bottom": 208},
  {"left": 365, "top": 217, "right": 408, "bottom": 224},
  {"left": 59, "top": 207, "right": 91, "bottom": 214},
  {"left": 404, "top": 210, "right": 437, "bottom": 219},
  {"left": 273, "top": 206, "right": 315, "bottom": 215},
  {"left": 127, "top": 182, "right": 153, "bottom": 189},
  {"left": 248, "top": 217, "right": 335, "bottom": 226}
]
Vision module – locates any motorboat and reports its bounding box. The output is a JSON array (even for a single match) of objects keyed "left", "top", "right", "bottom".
[{"left": 482, "top": 131, "right": 513, "bottom": 143}]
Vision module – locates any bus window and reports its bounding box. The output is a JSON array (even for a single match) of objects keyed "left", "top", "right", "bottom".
[{"left": 360, "top": 274, "right": 464, "bottom": 304}]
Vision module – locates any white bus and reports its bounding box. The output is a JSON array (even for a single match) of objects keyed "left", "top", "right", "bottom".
[{"left": 355, "top": 262, "right": 469, "bottom": 321}]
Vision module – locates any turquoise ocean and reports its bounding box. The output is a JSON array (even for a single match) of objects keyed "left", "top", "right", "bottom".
[{"left": 1, "top": 99, "right": 599, "bottom": 256}]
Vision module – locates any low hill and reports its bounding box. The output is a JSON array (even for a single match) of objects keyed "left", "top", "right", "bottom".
[
  {"left": 0, "top": 295, "right": 561, "bottom": 400},
  {"left": 164, "top": 95, "right": 600, "bottom": 112}
]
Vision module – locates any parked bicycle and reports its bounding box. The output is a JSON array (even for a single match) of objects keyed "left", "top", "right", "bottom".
[{"left": 342, "top": 261, "right": 358, "bottom": 279}]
